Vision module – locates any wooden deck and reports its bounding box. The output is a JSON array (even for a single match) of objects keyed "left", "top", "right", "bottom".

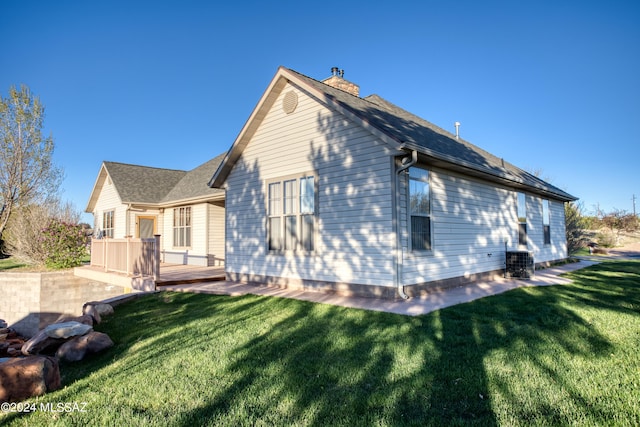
[
  {"left": 155, "top": 264, "right": 226, "bottom": 286},
  {"left": 74, "top": 263, "right": 226, "bottom": 290}
]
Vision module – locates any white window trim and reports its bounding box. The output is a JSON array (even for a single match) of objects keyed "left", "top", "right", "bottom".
[
  {"left": 266, "top": 172, "right": 317, "bottom": 254},
  {"left": 173, "top": 206, "right": 192, "bottom": 248},
  {"left": 517, "top": 192, "right": 527, "bottom": 247},
  {"left": 102, "top": 210, "right": 114, "bottom": 238},
  {"left": 407, "top": 166, "right": 433, "bottom": 252},
  {"left": 542, "top": 199, "right": 551, "bottom": 245}
]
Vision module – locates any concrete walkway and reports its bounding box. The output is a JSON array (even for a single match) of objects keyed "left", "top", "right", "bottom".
[{"left": 161, "top": 259, "right": 599, "bottom": 316}]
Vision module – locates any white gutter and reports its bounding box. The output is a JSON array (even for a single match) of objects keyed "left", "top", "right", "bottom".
[{"left": 393, "top": 150, "right": 417, "bottom": 300}]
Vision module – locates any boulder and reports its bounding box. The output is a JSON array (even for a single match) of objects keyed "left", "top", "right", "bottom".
[
  {"left": 21, "top": 321, "right": 93, "bottom": 356},
  {"left": 54, "top": 314, "right": 95, "bottom": 327},
  {"left": 44, "top": 321, "right": 92, "bottom": 339},
  {"left": 0, "top": 356, "right": 61, "bottom": 402},
  {"left": 56, "top": 332, "right": 114, "bottom": 362},
  {"left": 81, "top": 305, "right": 101, "bottom": 324},
  {"left": 83, "top": 302, "right": 114, "bottom": 318},
  {"left": 21, "top": 330, "right": 66, "bottom": 356},
  {"left": 7, "top": 347, "right": 21, "bottom": 357}
]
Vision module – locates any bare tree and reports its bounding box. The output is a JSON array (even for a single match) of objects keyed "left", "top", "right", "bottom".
[
  {"left": 0, "top": 84, "right": 63, "bottom": 250},
  {"left": 601, "top": 209, "right": 639, "bottom": 245}
]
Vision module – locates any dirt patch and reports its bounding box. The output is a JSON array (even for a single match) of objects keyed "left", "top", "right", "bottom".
[{"left": 609, "top": 242, "right": 640, "bottom": 258}]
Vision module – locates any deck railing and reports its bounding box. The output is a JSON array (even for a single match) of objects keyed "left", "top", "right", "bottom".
[{"left": 90, "top": 235, "right": 160, "bottom": 280}]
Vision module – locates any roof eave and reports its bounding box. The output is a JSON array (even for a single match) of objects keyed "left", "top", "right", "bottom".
[
  {"left": 85, "top": 163, "right": 120, "bottom": 213},
  {"left": 209, "top": 67, "right": 291, "bottom": 188},
  {"left": 400, "top": 143, "right": 577, "bottom": 202},
  {"left": 209, "top": 66, "right": 405, "bottom": 189}
]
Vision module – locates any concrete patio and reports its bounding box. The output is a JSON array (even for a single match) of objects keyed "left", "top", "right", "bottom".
[{"left": 159, "top": 259, "right": 599, "bottom": 316}]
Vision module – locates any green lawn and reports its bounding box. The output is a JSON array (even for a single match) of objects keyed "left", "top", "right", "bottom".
[
  {"left": 3, "top": 261, "right": 640, "bottom": 426},
  {"left": 0, "top": 257, "right": 27, "bottom": 271}
]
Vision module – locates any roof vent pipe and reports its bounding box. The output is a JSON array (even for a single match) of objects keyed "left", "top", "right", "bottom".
[
  {"left": 330, "top": 67, "right": 344, "bottom": 78},
  {"left": 454, "top": 121, "right": 461, "bottom": 139}
]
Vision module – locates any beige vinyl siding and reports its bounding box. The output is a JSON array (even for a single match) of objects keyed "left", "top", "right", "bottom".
[
  {"left": 401, "top": 170, "right": 569, "bottom": 285},
  {"left": 159, "top": 203, "right": 209, "bottom": 266},
  {"left": 401, "top": 168, "right": 517, "bottom": 284},
  {"left": 191, "top": 203, "right": 207, "bottom": 255},
  {"left": 93, "top": 174, "right": 127, "bottom": 238},
  {"left": 208, "top": 202, "right": 225, "bottom": 266},
  {"left": 529, "top": 198, "right": 568, "bottom": 262},
  {"left": 224, "top": 83, "right": 396, "bottom": 287}
]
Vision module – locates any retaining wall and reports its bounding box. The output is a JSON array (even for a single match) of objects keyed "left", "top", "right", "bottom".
[{"left": 0, "top": 271, "right": 129, "bottom": 338}]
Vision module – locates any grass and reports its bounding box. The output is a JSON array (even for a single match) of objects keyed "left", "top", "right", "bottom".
[
  {"left": 0, "top": 257, "right": 27, "bottom": 271},
  {"left": 2, "top": 261, "right": 640, "bottom": 426},
  {"left": 0, "top": 255, "right": 89, "bottom": 272}
]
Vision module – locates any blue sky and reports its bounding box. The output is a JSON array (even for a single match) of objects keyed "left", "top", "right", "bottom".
[{"left": 1, "top": 0, "right": 639, "bottom": 224}]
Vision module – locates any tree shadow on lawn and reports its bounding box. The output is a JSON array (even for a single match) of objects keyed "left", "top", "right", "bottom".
[
  {"left": 177, "top": 266, "right": 630, "bottom": 425},
  {"left": 7, "top": 262, "right": 638, "bottom": 426}
]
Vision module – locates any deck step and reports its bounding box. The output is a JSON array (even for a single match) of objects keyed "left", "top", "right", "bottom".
[{"left": 156, "top": 275, "right": 226, "bottom": 287}]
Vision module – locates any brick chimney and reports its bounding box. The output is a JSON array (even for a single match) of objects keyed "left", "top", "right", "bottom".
[{"left": 322, "top": 67, "right": 360, "bottom": 97}]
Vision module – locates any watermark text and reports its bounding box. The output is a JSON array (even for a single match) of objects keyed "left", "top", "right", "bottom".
[{"left": 1, "top": 401, "right": 88, "bottom": 413}]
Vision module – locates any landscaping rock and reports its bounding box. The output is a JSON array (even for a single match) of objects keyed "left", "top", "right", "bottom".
[
  {"left": 56, "top": 331, "right": 114, "bottom": 362},
  {"left": 0, "top": 356, "right": 61, "bottom": 402},
  {"left": 21, "top": 329, "right": 67, "bottom": 356},
  {"left": 0, "top": 319, "right": 7, "bottom": 329},
  {"left": 81, "top": 305, "right": 102, "bottom": 324},
  {"left": 44, "top": 321, "right": 92, "bottom": 339},
  {"left": 7, "top": 347, "right": 21, "bottom": 357},
  {"left": 54, "top": 314, "right": 95, "bottom": 327},
  {"left": 83, "top": 301, "right": 114, "bottom": 318}
]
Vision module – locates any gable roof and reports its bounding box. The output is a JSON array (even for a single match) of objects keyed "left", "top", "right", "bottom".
[
  {"left": 104, "top": 162, "right": 187, "bottom": 204},
  {"left": 161, "top": 153, "right": 226, "bottom": 203},
  {"left": 210, "top": 66, "right": 576, "bottom": 202},
  {"left": 85, "top": 155, "right": 225, "bottom": 212}
]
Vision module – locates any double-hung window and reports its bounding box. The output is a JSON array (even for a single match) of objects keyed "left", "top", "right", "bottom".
[
  {"left": 409, "top": 167, "right": 431, "bottom": 251},
  {"left": 102, "top": 210, "right": 114, "bottom": 238},
  {"left": 268, "top": 174, "right": 316, "bottom": 252},
  {"left": 173, "top": 207, "right": 191, "bottom": 247},
  {"left": 517, "top": 192, "right": 527, "bottom": 246},
  {"left": 542, "top": 199, "right": 551, "bottom": 245}
]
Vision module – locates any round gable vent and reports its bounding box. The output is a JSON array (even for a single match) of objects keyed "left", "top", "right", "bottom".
[{"left": 282, "top": 90, "right": 298, "bottom": 114}]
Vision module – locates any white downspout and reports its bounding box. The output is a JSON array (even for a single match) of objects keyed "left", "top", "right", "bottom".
[{"left": 394, "top": 150, "right": 417, "bottom": 300}]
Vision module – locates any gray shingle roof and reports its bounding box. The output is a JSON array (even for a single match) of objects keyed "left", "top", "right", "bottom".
[
  {"left": 104, "top": 155, "right": 224, "bottom": 205},
  {"left": 103, "top": 162, "right": 186, "bottom": 204},
  {"left": 161, "top": 153, "right": 226, "bottom": 202},
  {"left": 286, "top": 68, "right": 576, "bottom": 201}
]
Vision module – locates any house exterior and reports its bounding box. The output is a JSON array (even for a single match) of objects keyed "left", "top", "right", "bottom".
[
  {"left": 208, "top": 66, "right": 577, "bottom": 298},
  {"left": 85, "top": 155, "right": 226, "bottom": 266}
]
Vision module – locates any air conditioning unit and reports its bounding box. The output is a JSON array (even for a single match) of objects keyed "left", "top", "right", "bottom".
[{"left": 505, "top": 251, "right": 534, "bottom": 279}]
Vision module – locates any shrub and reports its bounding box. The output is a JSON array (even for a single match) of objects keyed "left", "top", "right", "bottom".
[
  {"left": 565, "top": 202, "right": 588, "bottom": 255},
  {"left": 4, "top": 200, "right": 84, "bottom": 268},
  {"left": 40, "top": 219, "right": 88, "bottom": 269},
  {"left": 596, "top": 232, "right": 616, "bottom": 248}
]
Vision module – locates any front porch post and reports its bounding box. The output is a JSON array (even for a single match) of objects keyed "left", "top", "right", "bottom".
[{"left": 153, "top": 234, "right": 161, "bottom": 281}]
